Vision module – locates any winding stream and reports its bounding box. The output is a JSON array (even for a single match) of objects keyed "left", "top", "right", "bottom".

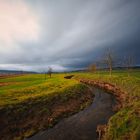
[{"left": 26, "top": 86, "right": 116, "bottom": 140}]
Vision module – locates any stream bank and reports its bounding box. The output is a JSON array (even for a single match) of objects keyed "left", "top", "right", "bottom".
[
  {"left": 26, "top": 86, "right": 117, "bottom": 140},
  {"left": 0, "top": 84, "right": 94, "bottom": 140}
]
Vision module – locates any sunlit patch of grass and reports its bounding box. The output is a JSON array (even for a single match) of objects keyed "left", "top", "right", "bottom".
[{"left": 0, "top": 74, "right": 79, "bottom": 107}]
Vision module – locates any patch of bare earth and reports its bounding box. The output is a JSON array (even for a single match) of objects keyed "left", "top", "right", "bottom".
[
  {"left": 0, "top": 82, "right": 16, "bottom": 87},
  {"left": 0, "top": 74, "right": 24, "bottom": 79}
]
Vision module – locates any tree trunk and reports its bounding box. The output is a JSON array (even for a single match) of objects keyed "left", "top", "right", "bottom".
[{"left": 109, "top": 66, "right": 112, "bottom": 77}]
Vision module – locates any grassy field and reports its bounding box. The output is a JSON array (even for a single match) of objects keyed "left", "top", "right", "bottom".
[
  {"left": 76, "top": 70, "right": 140, "bottom": 140},
  {"left": 0, "top": 74, "right": 94, "bottom": 140},
  {"left": 0, "top": 74, "right": 80, "bottom": 107},
  {"left": 0, "top": 70, "right": 140, "bottom": 140}
]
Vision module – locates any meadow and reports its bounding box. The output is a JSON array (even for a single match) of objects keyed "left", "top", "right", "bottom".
[
  {"left": 76, "top": 70, "right": 140, "bottom": 140},
  {"left": 0, "top": 70, "right": 140, "bottom": 140},
  {"left": 0, "top": 74, "right": 81, "bottom": 107}
]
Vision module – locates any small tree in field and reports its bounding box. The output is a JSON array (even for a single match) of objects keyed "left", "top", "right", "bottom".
[
  {"left": 88, "top": 64, "right": 97, "bottom": 73},
  {"left": 48, "top": 67, "right": 52, "bottom": 78},
  {"left": 104, "top": 48, "right": 114, "bottom": 77},
  {"left": 123, "top": 56, "right": 134, "bottom": 77}
]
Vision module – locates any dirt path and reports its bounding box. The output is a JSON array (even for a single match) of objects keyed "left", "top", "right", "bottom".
[{"left": 26, "top": 86, "right": 116, "bottom": 140}]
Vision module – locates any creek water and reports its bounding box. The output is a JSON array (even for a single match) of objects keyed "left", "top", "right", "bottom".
[{"left": 26, "top": 86, "right": 116, "bottom": 140}]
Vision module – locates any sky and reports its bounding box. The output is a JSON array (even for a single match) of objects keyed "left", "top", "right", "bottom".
[{"left": 0, "top": 0, "right": 140, "bottom": 72}]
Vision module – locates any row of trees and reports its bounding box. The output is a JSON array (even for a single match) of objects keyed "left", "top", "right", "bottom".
[
  {"left": 88, "top": 48, "right": 134, "bottom": 77},
  {"left": 44, "top": 48, "right": 134, "bottom": 79}
]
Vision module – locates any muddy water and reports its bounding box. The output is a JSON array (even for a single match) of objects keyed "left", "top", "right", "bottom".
[{"left": 26, "top": 86, "right": 116, "bottom": 140}]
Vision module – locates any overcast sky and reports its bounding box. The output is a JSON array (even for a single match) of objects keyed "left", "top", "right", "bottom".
[{"left": 0, "top": 0, "right": 140, "bottom": 72}]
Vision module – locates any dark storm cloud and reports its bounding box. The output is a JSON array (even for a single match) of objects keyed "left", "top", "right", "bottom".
[{"left": 0, "top": 0, "right": 140, "bottom": 71}]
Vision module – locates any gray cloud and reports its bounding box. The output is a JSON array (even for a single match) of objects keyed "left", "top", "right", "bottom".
[{"left": 0, "top": 0, "right": 140, "bottom": 71}]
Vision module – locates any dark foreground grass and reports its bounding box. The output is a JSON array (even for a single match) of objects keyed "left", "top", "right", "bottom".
[{"left": 76, "top": 70, "right": 140, "bottom": 140}]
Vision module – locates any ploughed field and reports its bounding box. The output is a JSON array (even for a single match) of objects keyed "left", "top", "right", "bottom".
[{"left": 0, "top": 70, "right": 140, "bottom": 140}]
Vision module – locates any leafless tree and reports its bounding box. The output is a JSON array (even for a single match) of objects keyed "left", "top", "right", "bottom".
[
  {"left": 48, "top": 67, "right": 53, "bottom": 78},
  {"left": 123, "top": 55, "right": 134, "bottom": 77},
  {"left": 88, "top": 64, "right": 97, "bottom": 73},
  {"left": 104, "top": 48, "right": 114, "bottom": 77}
]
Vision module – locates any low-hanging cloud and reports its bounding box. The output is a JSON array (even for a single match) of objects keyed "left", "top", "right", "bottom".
[{"left": 0, "top": 0, "right": 140, "bottom": 71}]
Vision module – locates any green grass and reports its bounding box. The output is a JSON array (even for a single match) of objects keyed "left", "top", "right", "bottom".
[
  {"left": 75, "top": 69, "right": 140, "bottom": 140},
  {"left": 0, "top": 74, "right": 80, "bottom": 107},
  {"left": 0, "top": 70, "right": 140, "bottom": 139},
  {"left": 0, "top": 73, "right": 94, "bottom": 140}
]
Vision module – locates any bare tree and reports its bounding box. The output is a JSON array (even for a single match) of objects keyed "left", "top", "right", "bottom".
[
  {"left": 104, "top": 48, "right": 114, "bottom": 77},
  {"left": 88, "top": 64, "right": 97, "bottom": 73},
  {"left": 123, "top": 55, "right": 134, "bottom": 77},
  {"left": 48, "top": 67, "right": 52, "bottom": 78}
]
